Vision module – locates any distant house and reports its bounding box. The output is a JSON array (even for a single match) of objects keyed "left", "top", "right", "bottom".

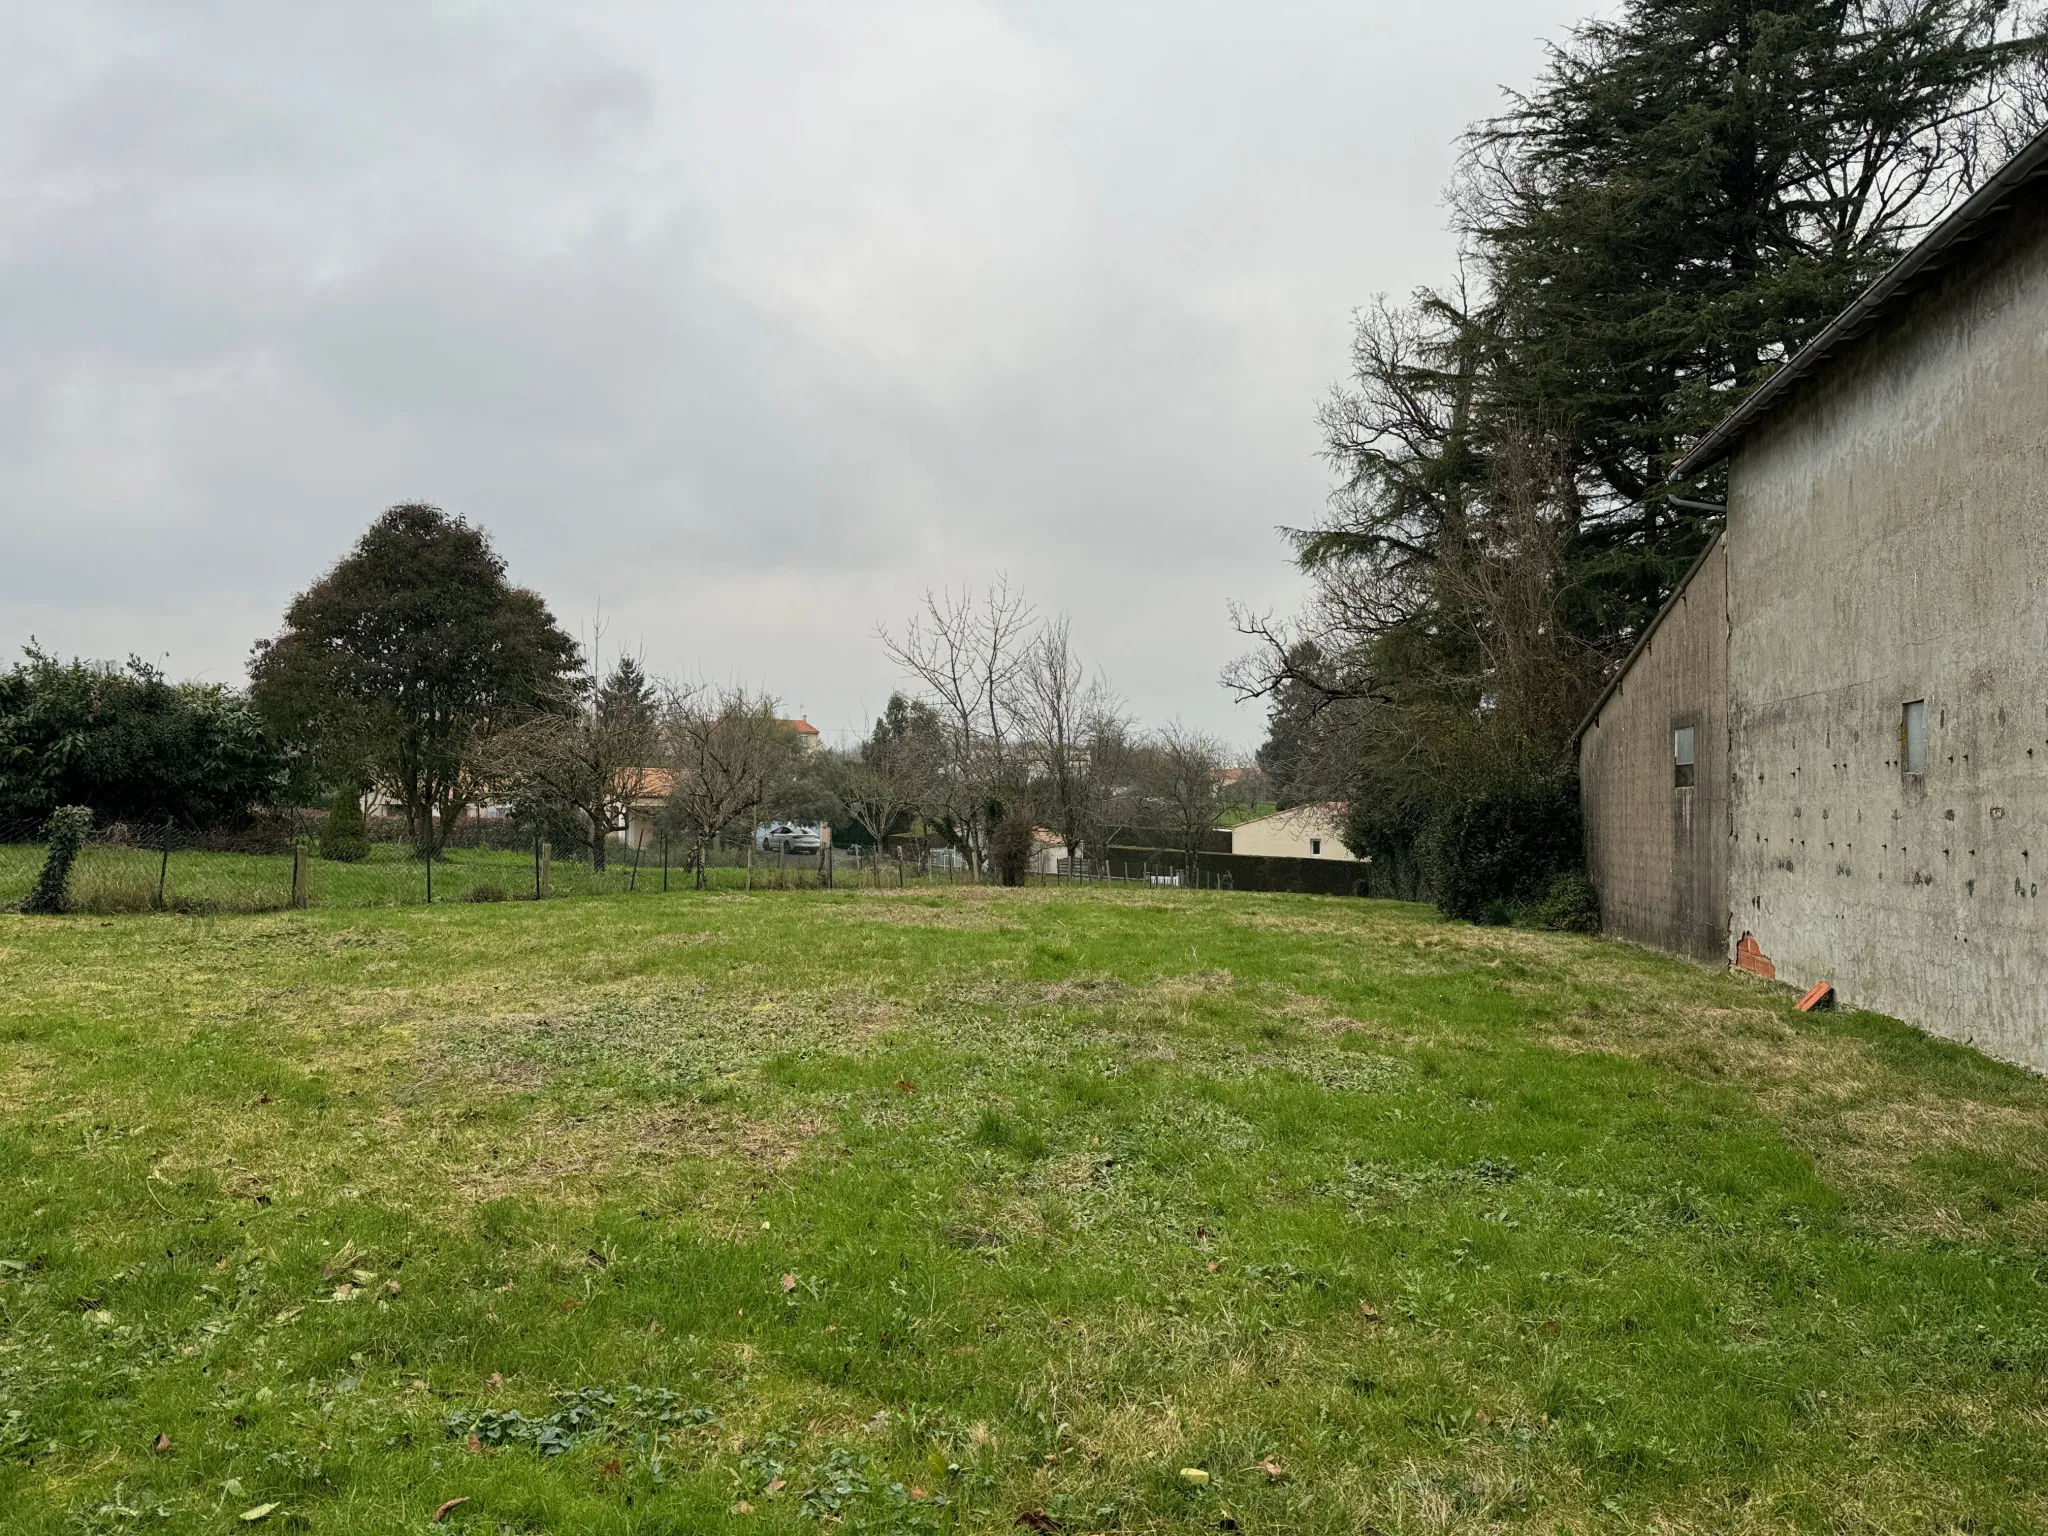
[
  {"left": 1230, "top": 804, "right": 1359, "bottom": 862},
  {"left": 781, "top": 718, "right": 823, "bottom": 753},
  {"left": 1026, "top": 827, "right": 1071, "bottom": 876},
  {"left": 622, "top": 768, "right": 676, "bottom": 852}
]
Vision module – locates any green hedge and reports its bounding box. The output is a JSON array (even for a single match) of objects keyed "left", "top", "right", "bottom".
[{"left": 1097, "top": 846, "right": 1373, "bottom": 897}]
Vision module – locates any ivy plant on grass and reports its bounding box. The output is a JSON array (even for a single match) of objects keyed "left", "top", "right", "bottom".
[{"left": 20, "top": 804, "right": 90, "bottom": 914}]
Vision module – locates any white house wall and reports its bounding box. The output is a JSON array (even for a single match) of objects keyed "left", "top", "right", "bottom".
[{"left": 1231, "top": 809, "right": 1359, "bottom": 861}]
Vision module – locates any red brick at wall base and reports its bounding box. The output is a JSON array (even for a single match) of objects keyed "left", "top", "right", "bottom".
[
  {"left": 1795, "top": 981, "right": 1836, "bottom": 1012},
  {"left": 1734, "top": 932, "right": 1777, "bottom": 980}
]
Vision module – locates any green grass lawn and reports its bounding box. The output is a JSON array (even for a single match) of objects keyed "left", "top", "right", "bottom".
[{"left": 2, "top": 886, "right": 2045, "bottom": 1534}]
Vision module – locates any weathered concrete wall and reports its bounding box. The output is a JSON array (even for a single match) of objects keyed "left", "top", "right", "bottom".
[
  {"left": 1579, "top": 540, "right": 1731, "bottom": 965},
  {"left": 1726, "top": 193, "right": 2048, "bottom": 1069}
]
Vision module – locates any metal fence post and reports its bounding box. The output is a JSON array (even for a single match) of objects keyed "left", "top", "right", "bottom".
[{"left": 157, "top": 820, "right": 172, "bottom": 910}]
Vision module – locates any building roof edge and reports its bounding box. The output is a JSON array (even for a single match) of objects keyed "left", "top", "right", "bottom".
[
  {"left": 1674, "top": 122, "right": 2048, "bottom": 479},
  {"left": 1572, "top": 529, "right": 1724, "bottom": 748}
]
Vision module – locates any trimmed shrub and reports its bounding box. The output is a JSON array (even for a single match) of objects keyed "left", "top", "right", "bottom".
[
  {"left": 321, "top": 781, "right": 370, "bottom": 862},
  {"left": 23, "top": 806, "right": 92, "bottom": 914}
]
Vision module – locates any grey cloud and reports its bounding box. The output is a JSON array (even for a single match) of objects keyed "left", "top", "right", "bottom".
[{"left": 0, "top": 0, "right": 1585, "bottom": 741}]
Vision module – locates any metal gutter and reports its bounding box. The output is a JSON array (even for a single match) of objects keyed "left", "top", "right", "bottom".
[
  {"left": 1674, "top": 121, "right": 2048, "bottom": 479},
  {"left": 1572, "top": 529, "right": 1723, "bottom": 746}
]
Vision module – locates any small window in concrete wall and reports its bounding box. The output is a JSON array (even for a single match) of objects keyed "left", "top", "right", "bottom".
[
  {"left": 1673, "top": 726, "right": 1696, "bottom": 788},
  {"left": 1902, "top": 699, "right": 1927, "bottom": 776}
]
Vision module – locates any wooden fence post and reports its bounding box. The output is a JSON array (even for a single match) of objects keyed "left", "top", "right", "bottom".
[
  {"left": 292, "top": 843, "right": 309, "bottom": 909},
  {"left": 539, "top": 841, "right": 552, "bottom": 899}
]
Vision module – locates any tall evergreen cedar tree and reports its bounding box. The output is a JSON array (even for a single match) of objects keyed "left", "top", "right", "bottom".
[
  {"left": 0, "top": 649, "right": 283, "bottom": 828},
  {"left": 250, "top": 504, "right": 578, "bottom": 857},
  {"left": 1471, "top": 0, "right": 2046, "bottom": 646},
  {"left": 1253, "top": 642, "right": 1334, "bottom": 811},
  {"left": 1245, "top": 0, "right": 2044, "bottom": 915}
]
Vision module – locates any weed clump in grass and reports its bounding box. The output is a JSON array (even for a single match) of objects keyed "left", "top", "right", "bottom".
[
  {"left": 464, "top": 882, "right": 507, "bottom": 903},
  {"left": 446, "top": 1387, "right": 711, "bottom": 1457},
  {"left": 970, "top": 1106, "right": 1048, "bottom": 1159}
]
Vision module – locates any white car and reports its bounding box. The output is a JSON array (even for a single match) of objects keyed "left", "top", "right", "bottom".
[{"left": 756, "top": 821, "right": 823, "bottom": 854}]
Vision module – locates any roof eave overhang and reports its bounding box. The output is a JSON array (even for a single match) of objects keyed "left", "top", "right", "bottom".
[{"left": 1572, "top": 529, "right": 1724, "bottom": 747}]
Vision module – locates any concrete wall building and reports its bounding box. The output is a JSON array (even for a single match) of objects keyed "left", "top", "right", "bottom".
[
  {"left": 1578, "top": 539, "right": 1731, "bottom": 966},
  {"left": 1578, "top": 125, "right": 2048, "bottom": 1069}
]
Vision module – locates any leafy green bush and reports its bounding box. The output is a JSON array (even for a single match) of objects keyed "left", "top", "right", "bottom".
[
  {"left": 1417, "top": 773, "right": 1583, "bottom": 923},
  {"left": 22, "top": 806, "right": 91, "bottom": 914},
  {"left": 1522, "top": 868, "right": 1601, "bottom": 932},
  {"left": 0, "top": 649, "right": 283, "bottom": 827},
  {"left": 320, "top": 781, "right": 370, "bottom": 862}
]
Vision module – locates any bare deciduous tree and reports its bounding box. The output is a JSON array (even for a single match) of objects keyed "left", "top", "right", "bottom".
[
  {"left": 659, "top": 685, "right": 803, "bottom": 889},
  {"left": 878, "top": 579, "right": 1035, "bottom": 875},
  {"left": 1137, "top": 722, "right": 1227, "bottom": 878},
  {"left": 1429, "top": 423, "right": 1601, "bottom": 754},
  {"left": 1013, "top": 615, "right": 1124, "bottom": 866},
  {"left": 481, "top": 655, "right": 660, "bottom": 871},
  {"left": 1075, "top": 713, "right": 1142, "bottom": 869}
]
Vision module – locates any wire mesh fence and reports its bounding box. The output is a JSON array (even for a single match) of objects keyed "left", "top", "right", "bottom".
[
  {"left": 0, "top": 814, "right": 848, "bottom": 915},
  {"left": 0, "top": 811, "right": 1276, "bottom": 915}
]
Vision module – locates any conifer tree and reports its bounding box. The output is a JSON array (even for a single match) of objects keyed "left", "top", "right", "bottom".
[{"left": 320, "top": 780, "right": 370, "bottom": 863}]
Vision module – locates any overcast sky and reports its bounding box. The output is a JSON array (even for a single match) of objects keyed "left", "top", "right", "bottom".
[{"left": 2, "top": 1, "right": 1589, "bottom": 747}]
